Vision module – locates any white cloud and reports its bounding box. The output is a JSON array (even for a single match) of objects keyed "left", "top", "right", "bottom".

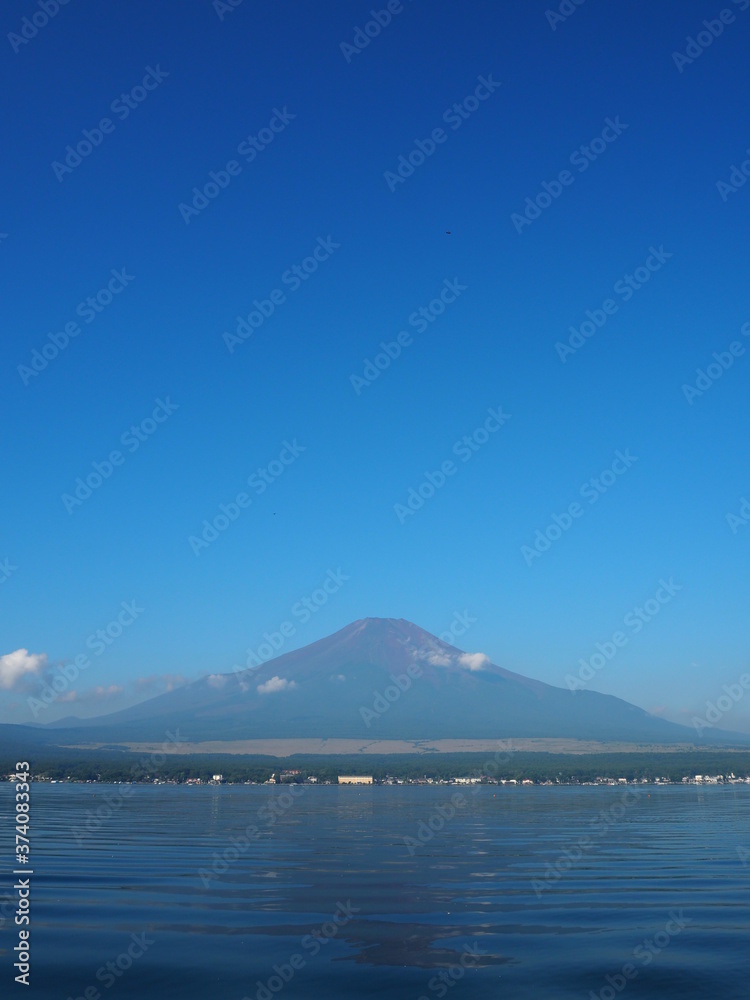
[
  {"left": 425, "top": 651, "right": 452, "bottom": 667},
  {"left": 134, "top": 673, "right": 187, "bottom": 693},
  {"left": 330, "top": 674, "right": 346, "bottom": 682},
  {"left": 415, "top": 646, "right": 491, "bottom": 672},
  {"left": 257, "top": 675, "right": 297, "bottom": 695},
  {"left": 61, "top": 685, "right": 124, "bottom": 705},
  {"left": 92, "top": 685, "right": 124, "bottom": 698},
  {"left": 458, "top": 652, "right": 490, "bottom": 672},
  {"left": 207, "top": 674, "right": 228, "bottom": 689},
  {"left": 0, "top": 649, "right": 48, "bottom": 690}
]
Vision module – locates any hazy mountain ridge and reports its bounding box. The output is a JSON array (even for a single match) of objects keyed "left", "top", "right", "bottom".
[{"left": 11, "top": 618, "right": 749, "bottom": 747}]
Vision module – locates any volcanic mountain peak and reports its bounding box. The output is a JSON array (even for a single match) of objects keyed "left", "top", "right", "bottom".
[
  {"left": 330, "top": 616, "right": 467, "bottom": 655},
  {"left": 219, "top": 616, "right": 541, "bottom": 698},
  {"left": 30, "top": 617, "right": 750, "bottom": 747},
  {"left": 338, "top": 616, "right": 432, "bottom": 641}
]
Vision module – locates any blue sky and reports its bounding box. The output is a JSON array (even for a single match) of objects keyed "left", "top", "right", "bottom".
[{"left": 2, "top": 0, "right": 749, "bottom": 731}]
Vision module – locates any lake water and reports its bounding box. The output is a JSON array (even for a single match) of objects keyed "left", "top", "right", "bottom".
[{"left": 1, "top": 783, "right": 749, "bottom": 999}]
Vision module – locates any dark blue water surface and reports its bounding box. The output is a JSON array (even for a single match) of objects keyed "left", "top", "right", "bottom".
[{"left": 1, "top": 783, "right": 749, "bottom": 999}]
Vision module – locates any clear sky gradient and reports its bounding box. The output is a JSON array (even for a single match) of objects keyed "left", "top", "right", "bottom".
[{"left": 2, "top": 0, "right": 749, "bottom": 730}]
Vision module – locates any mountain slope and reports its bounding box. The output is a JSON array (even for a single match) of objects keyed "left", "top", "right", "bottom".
[{"left": 30, "top": 618, "right": 745, "bottom": 746}]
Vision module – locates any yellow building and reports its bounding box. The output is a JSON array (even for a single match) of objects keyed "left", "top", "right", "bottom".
[{"left": 338, "top": 775, "right": 373, "bottom": 784}]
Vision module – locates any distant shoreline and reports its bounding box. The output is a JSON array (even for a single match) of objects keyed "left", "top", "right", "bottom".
[
  {"left": 14, "top": 776, "right": 750, "bottom": 787},
  {"left": 62, "top": 737, "right": 750, "bottom": 756},
  {"left": 8, "top": 741, "right": 750, "bottom": 787}
]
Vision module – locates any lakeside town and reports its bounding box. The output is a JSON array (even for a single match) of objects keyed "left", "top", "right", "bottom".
[{"left": 9, "top": 770, "right": 750, "bottom": 786}]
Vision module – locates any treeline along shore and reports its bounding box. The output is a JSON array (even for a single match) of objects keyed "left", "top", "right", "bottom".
[{"left": 5, "top": 749, "right": 750, "bottom": 786}]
